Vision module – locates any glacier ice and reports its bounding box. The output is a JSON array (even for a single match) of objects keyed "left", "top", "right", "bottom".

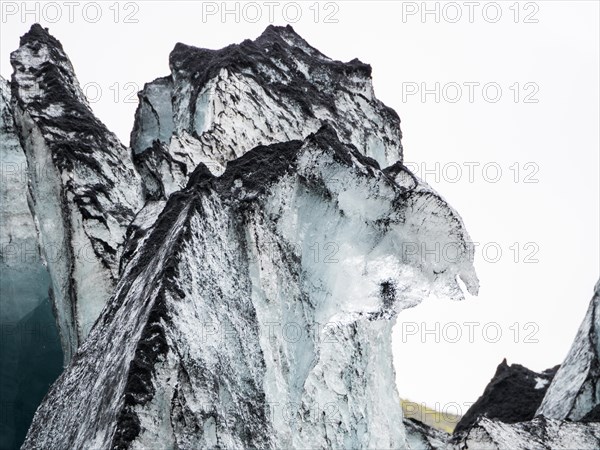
[
  {"left": 0, "top": 76, "right": 50, "bottom": 323},
  {"left": 0, "top": 298, "right": 62, "bottom": 448},
  {"left": 130, "top": 76, "right": 175, "bottom": 156},
  {"left": 17, "top": 22, "right": 600, "bottom": 450},
  {"left": 454, "top": 416, "right": 600, "bottom": 450},
  {"left": 404, "top": 418, "right": 450, "bottom": 449},
  {"left": 0, "top": 74, "right": 62, "bottom": 450},
  {"left": 9, "top": 24, "right": 144, "bottom": 363},
  {"left": 536, "top": 279, "right": 600, "bottom": 421},
  {"left": 8, "top": 21, "right": 600, "bottom": 450},
  {"left": 132, "top": 25, "right": 404, "bottom": 199},
  {"left": 21, "top": 124, "right": 478, "bottom": 449}
]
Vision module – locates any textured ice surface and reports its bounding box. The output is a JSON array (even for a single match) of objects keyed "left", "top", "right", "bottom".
[
  {"left": 22, "top": 126, "right": 478, "bottom": 449},
  {"left": 11, "top": 22, "right": 598, "bottom": 450},
  {"left": 131, "top": 25, "right": 404, "bottom": 199},
  {"left": 5, "top": 23, "right": 486, "bottom": 450},
  {"left": 454, "top": 416, "right": 600, "bottom": 450},
  {"left": 9, "top": 24, "right": 144, "bottom": 363},
  {"left": 536, "top": 280, "right": 600, "bottom": 420},
  {"left": 404, "top": 418, "right": 450, "bottom": 449},
  {"left": 0, "top": 76, "right": 61, "bottom": 449},
  {"left": 130, "top": 76, "right": 175, "bottom": 155},
  {"left": 0, "top": 76, "right": 50, "bottom": 322}
]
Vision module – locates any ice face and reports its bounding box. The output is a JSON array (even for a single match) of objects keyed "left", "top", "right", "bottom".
[
  {"left": 130, "top": 76, "right": 175, "bottom": 155},
  {"left": 1, "top": 75, "right": 64, "bottom": 450},
  {"left": 0, "top": 77, "right": 50, "bottom": 323},
  {"left": 131, "top": 25, "right": 404, "bottom": 200},
  {"left": 21, "top": 126, "right": 478, "bottom": 449},
  {"left": 10, "top": 24, "right": 145, "bottom": 363},
  {"left": 536, "top": 281, "right": 600, "bottom": 420},
  {"left": 404, "top": 419, "right": 450, "bottom": 449},
  {"left": 10, "top": 24, "right": 484, "bottom": 450},
  {"left": 457, "top": 416, "right": 600, "bottom": 450}
]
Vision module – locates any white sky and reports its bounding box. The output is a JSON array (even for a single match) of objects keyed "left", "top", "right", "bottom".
[{"left": 1, "top": 1, "right": 599, "bottom": 414}]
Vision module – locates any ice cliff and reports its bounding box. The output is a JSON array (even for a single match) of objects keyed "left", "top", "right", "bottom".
[
  {"left": 21, "top": 122, "right": 478, "bottom": 448},
  {"left": 0, "top": 76, "right": 50, "bottom": 324},
  {"left": 5, "top": 21, "right": 600, "bottom": 450},
  {"left": 4, "top": 24, "right": 483, "bottom": 449},
  {"left": 9, "top": 24, "right": 144, "bottom": 363}
]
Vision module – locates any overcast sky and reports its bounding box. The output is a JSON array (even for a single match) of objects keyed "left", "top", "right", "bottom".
[{"left": 1, "top": 1, "right": 598, "bottom": 414}]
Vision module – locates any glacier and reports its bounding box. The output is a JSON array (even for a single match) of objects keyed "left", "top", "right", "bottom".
[
  {"left": 21, "top": 124, "right": 478, "bottom": 449},
  {"left": 5, "top": 24, "right": 482, "bottom": 450},
  {"left": 2, "top": 22, "right": 598, "bottom": 450}
]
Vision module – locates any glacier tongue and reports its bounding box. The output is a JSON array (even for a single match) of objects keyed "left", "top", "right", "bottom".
[
  {"left": 22, "top": 125, "right": 478, "bottom": 449},
  {"left": 9, "top": 24, "right": 145, "bottom": 363},
  {"left": 132, "top": 25, "right": 404, "bottom": 199},
  {"left": 536, "top": 280, "right": 600, "bottom": 420}
]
